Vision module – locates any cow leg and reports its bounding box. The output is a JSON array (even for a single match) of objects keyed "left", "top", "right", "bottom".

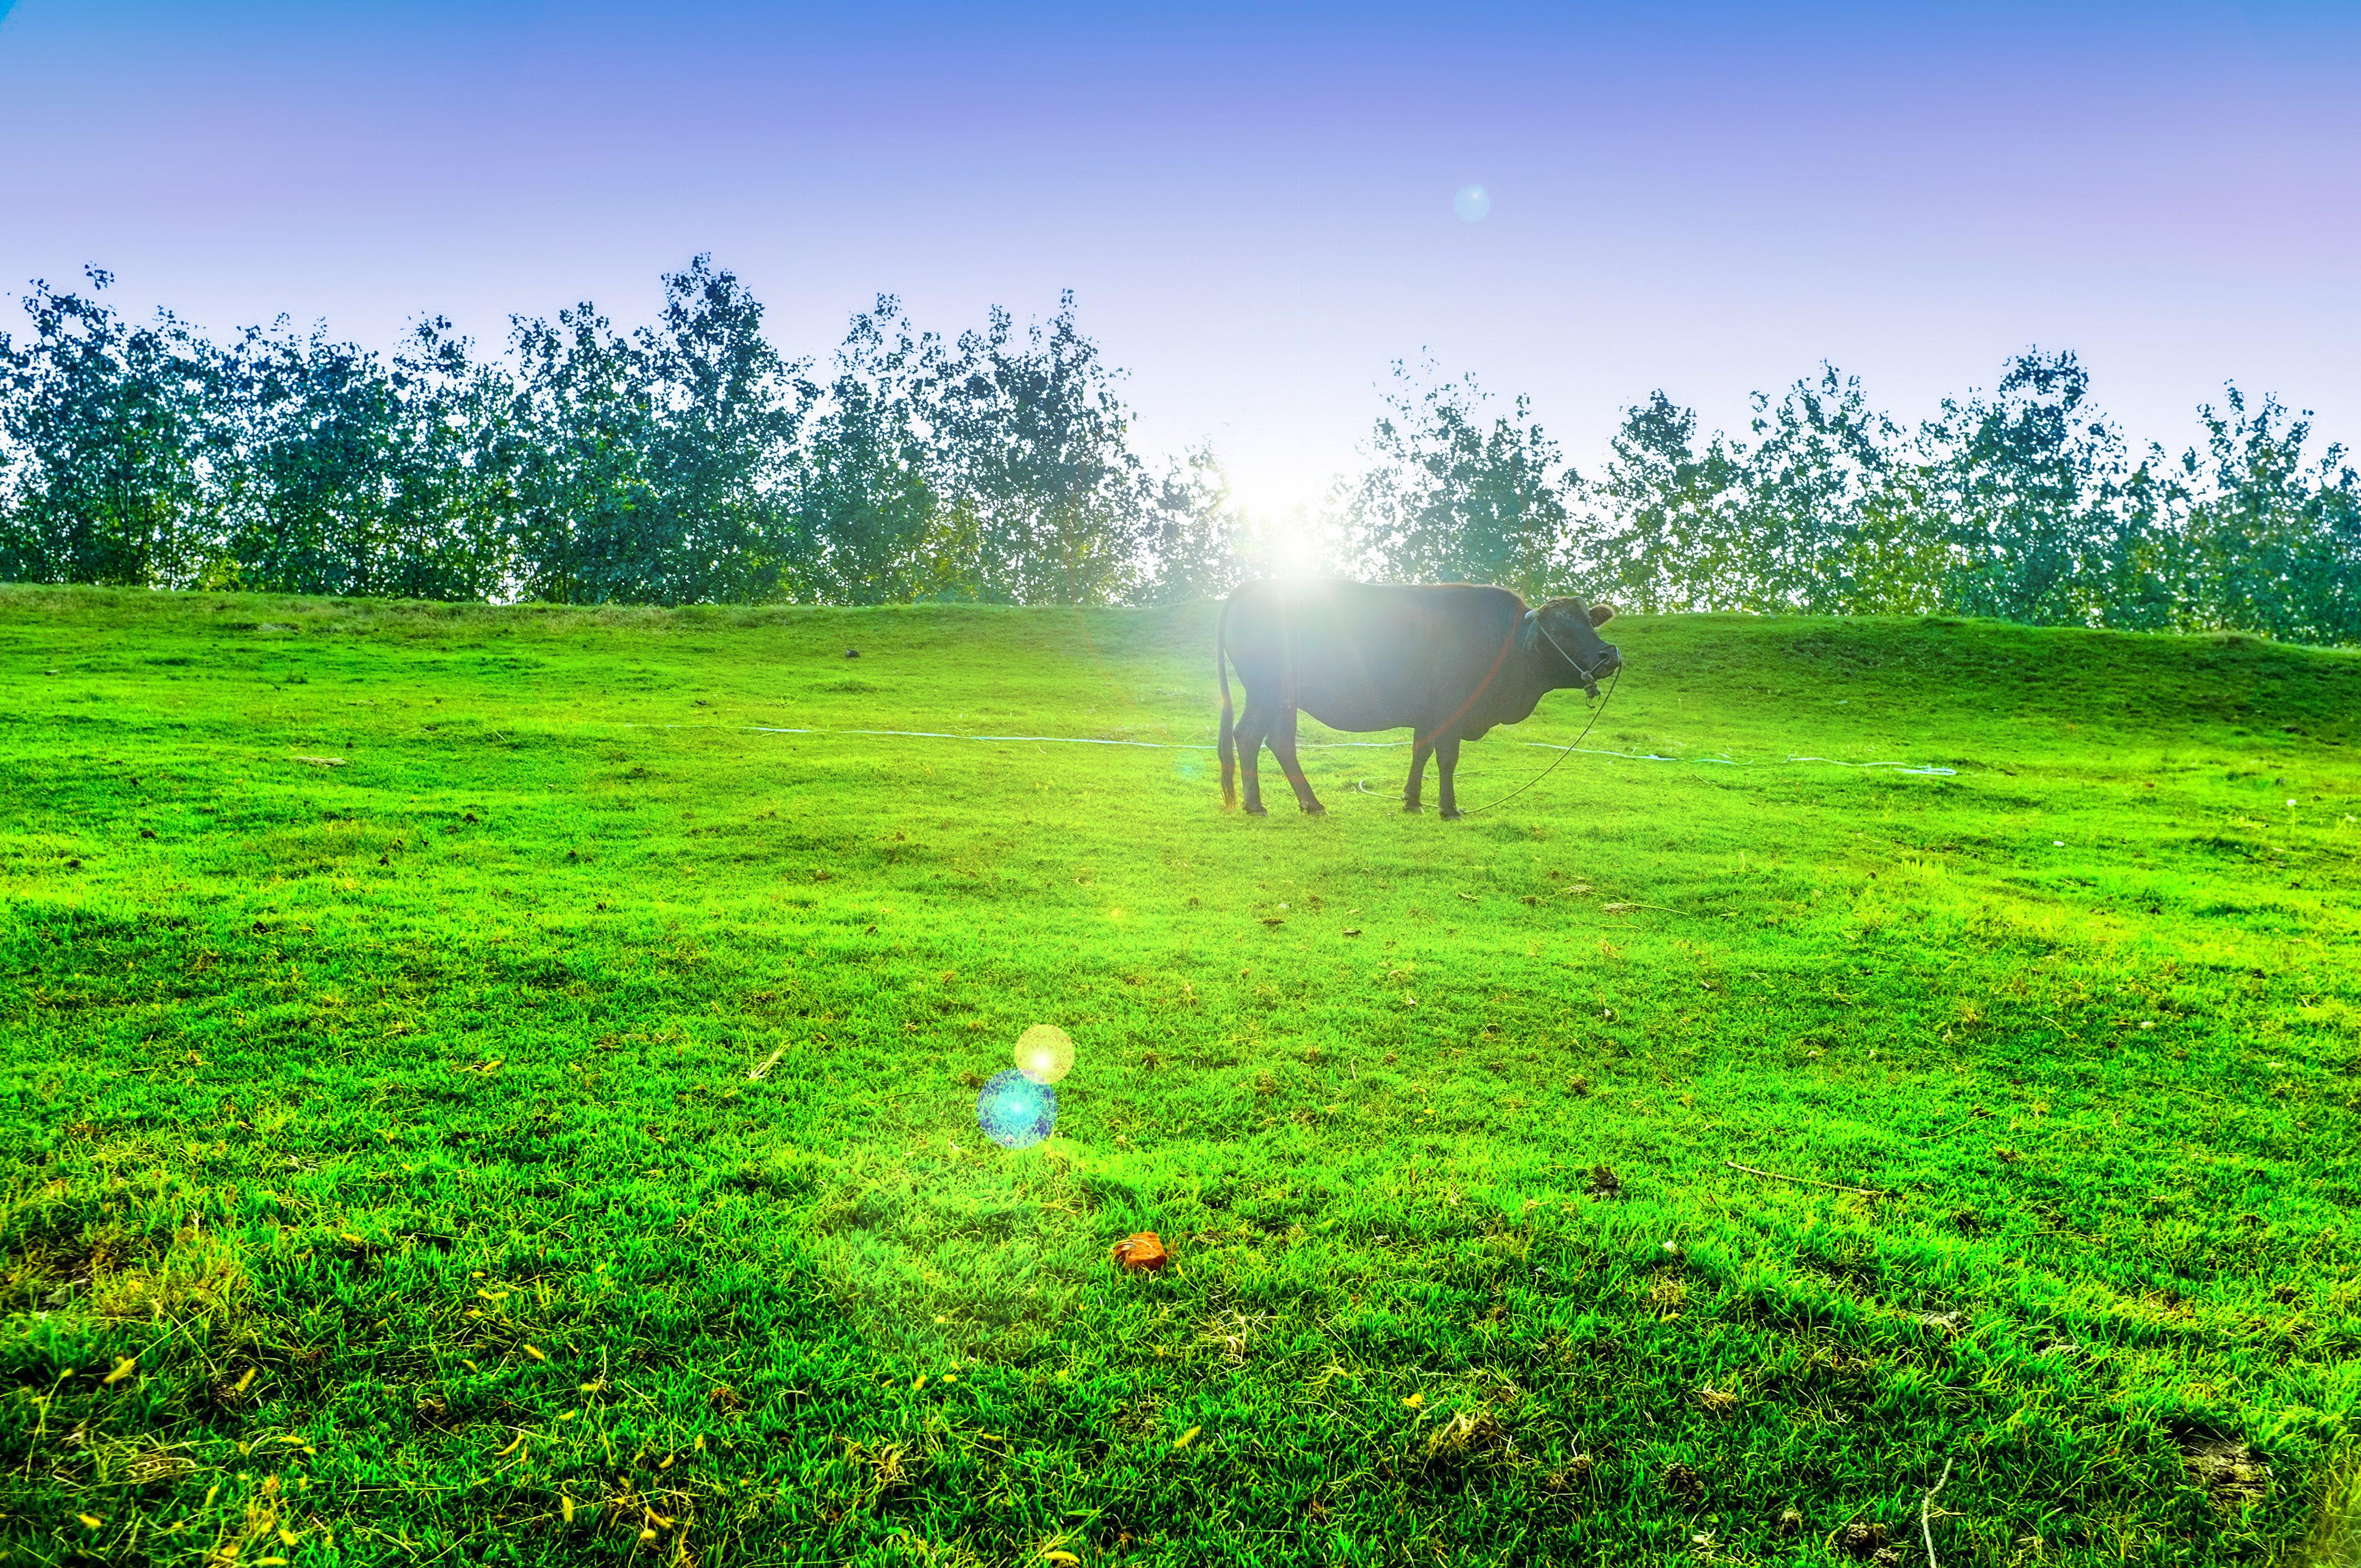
[
  {"left": 1435, "top": 735, "right": 1466, "bottom": 820},
  {"left": 1402, "top": 738, "right": 1433, "bottom": 811},
  {"left": 1270, "top": 707, "right": 1325, "bottom": 816},
  {"left": 1234, "top": 697, "right": 1272, "bottom": 816}
]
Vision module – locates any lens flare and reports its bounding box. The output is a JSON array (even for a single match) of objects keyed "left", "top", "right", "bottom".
[
  {"left": 976, "top": 1069, "right": 1057, "bottom": 1150},
  {"left": 1453, "top": 184, "right": 1491, "bottom": 222},
  {"left": 1014, "top": 1023, "right": 1075, "bottom": 1085}
]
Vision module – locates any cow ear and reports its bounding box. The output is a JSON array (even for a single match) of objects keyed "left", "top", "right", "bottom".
[{"left": 1587, "top": 603, "right": 1617, "bottom": 627}]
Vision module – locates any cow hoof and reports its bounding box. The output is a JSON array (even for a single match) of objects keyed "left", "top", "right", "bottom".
[
  {"left": 1302, "top": 803, "right": 1326, "bottom": 817},
  {"left": 1439, "top": 807, "right": 1464, "bottom": 821},
  {"left": 1244, "top": 804, "right": 1268, "bottom": 817},
  {"left": 1401, "top": 802, "right": 1422, "bottom": 814}
]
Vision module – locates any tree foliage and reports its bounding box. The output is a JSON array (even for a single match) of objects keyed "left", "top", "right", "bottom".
[
  {"left": 1338, "top": 362, "right": 1572, "bottom": 597},
  {"left": 791, "top": 297, "right": 951, "bottom": 606},
  {"left": 1566, "top": 355, "right": 2357, "bottom": 643},
  {"left": 930, "top": 294, "right": 1152, "bottom": 605},
  {"left": 220, "top": 316, "right": 509, "bottom": 600},
  {"left": 3, "top": 263, "right": 2356, "bottom": 644},
  {"left": 0, "top": 269, "right": 221, "bottom": 588}
]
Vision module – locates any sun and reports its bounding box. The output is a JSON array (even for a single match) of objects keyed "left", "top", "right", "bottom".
[
  {"left": 1264, "top": 526, "right": 1328, "bottom": 579},
  {"left": 1219, "top": 465, "right": 1336, "bottom": 580}
]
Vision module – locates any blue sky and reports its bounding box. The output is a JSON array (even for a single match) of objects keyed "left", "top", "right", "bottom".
[{"left": 3, "top": 1, "right": 2356, "bottom": 515}]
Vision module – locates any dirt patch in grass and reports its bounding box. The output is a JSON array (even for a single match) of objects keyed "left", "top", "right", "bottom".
[{"left": 2179, "top": 1429, "right": 2272, "bottom": 1507}]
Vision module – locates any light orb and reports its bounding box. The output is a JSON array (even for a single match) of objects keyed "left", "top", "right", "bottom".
[
  {"left": 976, "top": 1069, "right": 1057, "bottom": 1150},
  {"left": 1453, "top": 184, "right": 1492, "bottom": 222},
  {"left": 1014, "top": 1023, "right": 1076, "bottom": 1085}
]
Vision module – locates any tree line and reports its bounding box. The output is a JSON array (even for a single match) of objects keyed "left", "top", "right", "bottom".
[
  {"left": 1343, "top": 356, "right": 2360, "bottom": 646},
  {"left": 4, "top": 258, "right": 2355, "bottom": 644}
]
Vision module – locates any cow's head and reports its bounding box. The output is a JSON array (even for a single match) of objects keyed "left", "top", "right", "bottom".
[{"left": 1522, "top": 599, "right": 1620, "bottom": 697}]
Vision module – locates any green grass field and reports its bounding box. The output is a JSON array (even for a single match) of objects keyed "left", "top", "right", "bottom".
[{"left": 4, "top": 584, "right": 2359, "bottom": 1567}]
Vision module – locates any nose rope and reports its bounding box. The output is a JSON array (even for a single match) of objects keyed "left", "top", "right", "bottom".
[
  {"left": 1457, "top": 661, "right": 1620, "bottom": 818},
  {"left": 1533, "top": 616, "right": 1613, "bottom": 692}
]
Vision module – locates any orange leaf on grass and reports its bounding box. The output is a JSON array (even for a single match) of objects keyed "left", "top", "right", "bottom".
[{"left": 1111, "top": 1232, "right": 1169, "bottom": 1272}]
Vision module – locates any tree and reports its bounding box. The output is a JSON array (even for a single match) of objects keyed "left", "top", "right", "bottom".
[
  {"left": 931, "top": 293, "right": 1150, "bottom": 605},
  {"left": 1135, "top": 443, "right": 1249, "bottom": 604},
  {"left": 379, "top": 317, "right": 516, "bottom": 601},
  {"left": 1919, "top": 350, "right": 2126, "bottom": 625},
  {"left": 793, "top": 297, "right": 953, "bottom": 605},
  {"left": 221, "top": 320, "right": 401, "bottom": 597},
  {"left": 1575, "top": 391, "right": 1747, "bottom": 613},
  {"left": 1737, "top": 367, "right": 1930, "bottom": 615},
  {"left": 2179, "top": 385, "right": 2361, "bottom": 645},
  {"left": 2092, "top": 450, "right": 2195, "bottom": 633},
  {"left": 501, "top": 301, "right": 659, "bottom": 604},
  {"left": 0, "top": 267, "right": 222, "bottom": 587},
  {"left": 1337, "top": 361, "right": 1575, "bottom": 596},
  {"left": 502, "top": 257, "right": 807, "bottom": 607},
  {"left": 217, "top": 317, "right": 508, "bottom": 600},
  {"left": 634, "top": 254, "right": 808, "bottom": 605}
]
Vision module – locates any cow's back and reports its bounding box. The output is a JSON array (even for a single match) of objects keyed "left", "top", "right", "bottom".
[{"left": 1222, "top": 579, "right": 1522, "bottom": 734}]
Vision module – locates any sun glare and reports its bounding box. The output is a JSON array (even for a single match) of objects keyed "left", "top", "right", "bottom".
[
  {"left": 1265, "top": 526, "right": 1327, "bottom": 578},
  {"left": 1224, "top": 464, "right": 1335, "bottom": 579}
]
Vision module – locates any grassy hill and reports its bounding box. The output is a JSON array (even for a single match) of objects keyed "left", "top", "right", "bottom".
[{"left": 2, "top": 584, "right": 2357, "bottom": 1567}]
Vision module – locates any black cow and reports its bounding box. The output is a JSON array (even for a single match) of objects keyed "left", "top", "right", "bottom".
[{"left": 1216, "top": 578, "right": 1620, "bottom": 819}]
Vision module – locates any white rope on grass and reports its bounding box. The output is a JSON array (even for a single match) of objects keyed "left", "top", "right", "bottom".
[
  {"left": 1785, "top": 754, "right": 1959, "bottom": 777},
  {"left": 1921, "top": 1455, "right": 1955, "bottom": 1567},
  {"left": 722, "top": 722, "right": 1960, "bottom": 775},
  {"left": 741, "top": 723, "right": 1406, "bottom": 750},
  {"left": 1522, "top": 741, "right": 1957, "bottom": 776},
  {"left": 748, "top": 724, "right": 1205, "bottom": 748}
]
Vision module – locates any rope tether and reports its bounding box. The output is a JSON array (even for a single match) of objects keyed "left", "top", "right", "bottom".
[
  {"left": 1457, "top": 664, "right": 1620, "bottom": 817},
  {"left": 627, "top": 721, "right": 1958, "bottom": 778}
]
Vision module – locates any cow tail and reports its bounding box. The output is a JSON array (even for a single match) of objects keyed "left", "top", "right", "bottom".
[{"left": 1217, "top": 594, "right": 1237, "bottom": 807}]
